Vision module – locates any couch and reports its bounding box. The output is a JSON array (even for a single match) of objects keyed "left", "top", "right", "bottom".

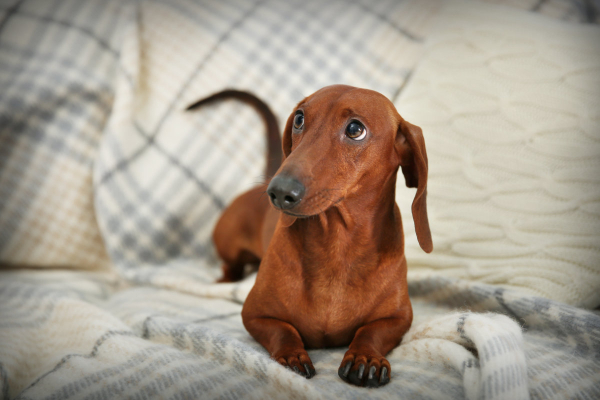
[{"left": 1, "top": 0, "right": 599, "bottom": 399}]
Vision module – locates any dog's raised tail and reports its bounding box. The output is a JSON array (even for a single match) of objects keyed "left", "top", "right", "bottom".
[{"left": 186, "top": 90, "right": 282, "bottom": 179}]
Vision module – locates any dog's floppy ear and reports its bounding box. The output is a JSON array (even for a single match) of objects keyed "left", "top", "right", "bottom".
[
  {"left": 282, "top": 111, "right": 295, "bottom": 158},
  {"left": 397, "top": 119, "right": 433, "bottom": 253}
]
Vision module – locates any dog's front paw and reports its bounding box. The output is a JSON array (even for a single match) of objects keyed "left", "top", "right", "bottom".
[
  {"left": 273, "top": 349, "right": 316, "bottom": 379},
  {"left": 338, "top": 351, "right": 391, "bottom": 387}
]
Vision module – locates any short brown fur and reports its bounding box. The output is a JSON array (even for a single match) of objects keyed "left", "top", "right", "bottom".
[{"left": 191, "top": 85, "right": 432, "bottom": 387}]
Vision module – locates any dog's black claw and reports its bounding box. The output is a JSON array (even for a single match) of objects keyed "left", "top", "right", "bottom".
[
  {"left": 338, "top": 361, "right": 352, "bottom": 381},
  {"left": 347, "top": 363, "right": 365, "bottom": 386},
  {"left": 365, "top": 366, "right": 378, "bottom": 388},
  {"left": 303, "top": 363, "right": 316, "bottom": 379},
  {"left": 293, "top": 365, "right": 302, "bottom": 376},
  {"left": 357, "top": 364, "right": 365, "bottom": 379},
  {"left": 343, "top": 362, "right": 352, "bottom": 377},
  {"left": 380, "top": 367, "right": 390, "bottom": 385}
]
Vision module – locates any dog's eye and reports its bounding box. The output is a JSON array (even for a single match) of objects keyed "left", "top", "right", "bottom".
[
  {"left": 346, "top": 120, "right": 366, "bottom": 140},
  {"left": 293, "top": 111, "right": 304, "bottom": 130}
]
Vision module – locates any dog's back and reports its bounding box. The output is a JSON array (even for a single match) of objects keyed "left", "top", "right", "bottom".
[{"left": 187, "top": 91, "right": 282, "bottom": 282}]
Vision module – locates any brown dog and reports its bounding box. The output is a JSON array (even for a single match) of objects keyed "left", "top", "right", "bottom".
[{"left": 187, "top": 85, "right": 432, "bottom": 387}]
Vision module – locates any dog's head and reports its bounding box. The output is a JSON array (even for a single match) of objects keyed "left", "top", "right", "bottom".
[{"left": 267, "top": 85, "right": 432, "bottom": 253}]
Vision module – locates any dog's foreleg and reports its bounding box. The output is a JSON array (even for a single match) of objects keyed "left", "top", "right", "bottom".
[
  {"left": 338, "top": 313, "right": 412, "bottom": 387},
  {"left": 243, "top": 316, "right": 316, "bottom": 379}
]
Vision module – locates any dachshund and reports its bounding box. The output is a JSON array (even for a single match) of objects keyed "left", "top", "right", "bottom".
[{"left": 187, "top": 85, "right": 432, "bottom": 387}]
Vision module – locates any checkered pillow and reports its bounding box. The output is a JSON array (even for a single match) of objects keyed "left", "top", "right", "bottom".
[
  {"left": 0, "top": 0, "right": 130, "bottom": 270},
  {"left": 93, "top": 0, "right": 437, "bottom": 284}
]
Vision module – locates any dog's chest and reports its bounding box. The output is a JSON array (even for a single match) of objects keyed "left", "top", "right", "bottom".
[{"left": 292, "top": 273, "right": 376, "bottom": 348}]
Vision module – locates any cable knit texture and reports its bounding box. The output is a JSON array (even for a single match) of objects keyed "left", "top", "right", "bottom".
[{"left": 396, "top": 1, "right": 600, "bottom": 308}]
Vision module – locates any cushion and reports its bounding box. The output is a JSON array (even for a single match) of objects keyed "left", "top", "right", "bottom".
[
  {"left": 395, "top": 0, "right": 600, "bottom": 308},
  {"left": 0, "top": 0, "right": 129, "bottom": 270},
  {"left": 93, "top": 0, "right": 439, "bottom": 286}
]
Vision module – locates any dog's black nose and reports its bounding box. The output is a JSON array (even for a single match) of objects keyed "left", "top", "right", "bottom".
[{"left": 267, "top": 175, "right": 305, "bottom": 210}]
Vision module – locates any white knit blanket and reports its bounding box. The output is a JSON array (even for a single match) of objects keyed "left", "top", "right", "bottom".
[
  {"left": 1, "top": 0, "right": 599, "bottom": 399},
  {"left": 0, "top": 269, "right": 570, "bottom": 400},
  {"left": 4, "top": 268, "right": 600, "bottom": 399}
]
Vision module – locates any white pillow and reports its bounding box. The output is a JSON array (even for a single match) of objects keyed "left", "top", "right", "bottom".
[{"left": 396, "top": 0, "right": 600, "bottom": 308}]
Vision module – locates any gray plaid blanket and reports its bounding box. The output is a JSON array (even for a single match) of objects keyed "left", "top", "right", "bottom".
[
  {"left": 1, "top": 270, "right": 599, "bottom": 399},
  {"left": 1, "top": 0, "right": 599, "bottom": 399}
]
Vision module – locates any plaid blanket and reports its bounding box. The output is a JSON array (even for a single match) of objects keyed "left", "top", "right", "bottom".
[
  {"left": 2, "top": 270, "right": 599, "bottom": 399},
  {"left": 1, "top": 0, "right": 599, "bottom": 399}
]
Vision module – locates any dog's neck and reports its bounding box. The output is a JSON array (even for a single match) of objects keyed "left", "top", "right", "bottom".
[{"left": 283, "top": 170, "right": 404, "bottom": 279}]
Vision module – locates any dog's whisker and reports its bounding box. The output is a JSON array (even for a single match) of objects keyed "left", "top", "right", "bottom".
[
  {"left": 251, "top": 174, "right": 274, "bottom": 186},
  {"left": 249, "top": 190, "right": 269, "bottom": 200}
]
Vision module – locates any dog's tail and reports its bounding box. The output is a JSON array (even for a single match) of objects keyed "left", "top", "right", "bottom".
[{"left": 186, "top": 90, "right": 282, "bottom": 179}]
